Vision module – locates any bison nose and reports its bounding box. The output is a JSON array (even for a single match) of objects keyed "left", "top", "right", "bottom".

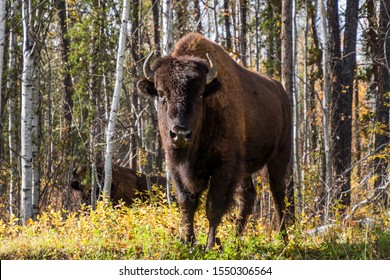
[{"left": 170, "top": 125, "right": 192, "bottom": 146}]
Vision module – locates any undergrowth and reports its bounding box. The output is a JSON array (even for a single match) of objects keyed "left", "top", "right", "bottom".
[{"left": 0, "top": 199, "right": 389, "bottom": 260}]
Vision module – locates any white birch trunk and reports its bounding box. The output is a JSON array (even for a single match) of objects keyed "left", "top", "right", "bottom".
[
  {"left": 0, "top": 0, "right": 6, "bottom": 155},
  {"left": 103, "top": 0, "right": 130, "bottom": 198},
  {"left": 7, "top": 2, "right": 16, "bottom": 218},
  {"left": 303, "top": 0, "right": 310, "bottom": 166},
  {"left": 320, "top": 0, "right": 332, "bottom": 223},
  {"left": 0, "top": 0, "right": 5, "bottom": 84},
  {"left": 292, "top": 0, "right": 302, "bottom": 215},
  {"left": 21, "top": 0, "right": 35, "bottom": 225},
  {"left": 31, "top": 64, "right": 40, "bottom": 219},
  {"left": 163, "top": 0, "right": 174, "bottom": 55}
]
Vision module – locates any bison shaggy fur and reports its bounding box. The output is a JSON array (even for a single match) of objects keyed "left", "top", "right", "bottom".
[{"left": 138, "top": 33, "right": 292, "bottom": 250}]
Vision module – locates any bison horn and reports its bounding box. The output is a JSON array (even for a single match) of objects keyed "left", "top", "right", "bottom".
[
  {"left": 143, "top": 51, "right": 155, "bottom": 83},
  {"left": 206, "top": 53, "right": 217, "bottom": 85}
]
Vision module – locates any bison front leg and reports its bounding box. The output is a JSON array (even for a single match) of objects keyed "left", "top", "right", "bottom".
[
  {"left": 174, "top": 183, "right": 200, "bottom": 245},
  {"left": 206, "top": 166, "right": 239, "bottom": 250},
  {"left": 236, "top": 176, "right": 256, "bottom": 235}
]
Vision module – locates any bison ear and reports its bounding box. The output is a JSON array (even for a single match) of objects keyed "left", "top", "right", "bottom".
[
  {"left": 203, "top": 78, "right": 221, "bottom": 98},
  {"left": 137, "top": 78, "right": 158, "bottom": 98}
]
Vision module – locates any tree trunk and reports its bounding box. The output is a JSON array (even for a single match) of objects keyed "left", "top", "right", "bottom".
[
  {"left": 7, "top": 2, "right": 17, "bottom": 218},
  {"left": 0, "top": 0, "right": 6, "bottom": 159},
  {"left": 254, "top": 0, "right": 261, "bottom": 71},
  {"left": 308, "top": 0, "right": 321, "bottom": 155},
  {"left": 239, "top": 0, "right": 247, "bottom": 67},
  {"left": 163, "top": 0, "right": 174, "bottom": 54},
  {"left": 129, "top": 0, "right": 141, "bottom": 170},
  {"left": 152, "top": 0, "right": 161, "bottom": 56},
  {"left": 281, "top": 0, "right": 296, "bottom": 217},
  {"left": 334, "top": 0, "right": 359, "bottom": 208},
  {"left": 87, "top": 1, "right": 105, "bottom": 209},
  {"left": 328, "top": 0, "right": 343, "bottom": 213},
  {"left": 55, "top": 0, "right": 74, "bottom": 149},
  {"left": 319, "top": 0, "right": 332, "bottom": 223},
  {"left": 223, "top": 0, "right": 232, "bottom": 51},
  {"left": 374, "top": 0, "right": 390, "bottom": 207},
  {"left": 21, "top": 0, "right": 36, "bottom": 225},
  {"left": 103, "top": 0, "right": 130, "bottom": 198},
  {"left": 31, "top": 65, "right": 40, "bottom": 220}
]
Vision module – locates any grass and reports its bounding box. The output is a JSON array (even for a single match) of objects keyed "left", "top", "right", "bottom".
[{"left": 0, "top": 198, "right": 389, "bottom": 260}]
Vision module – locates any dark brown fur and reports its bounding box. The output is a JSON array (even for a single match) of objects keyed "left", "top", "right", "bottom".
[
  {"left": 70, "top": 165, "right": 167, "bottom": 206},
  {"left": 138, "top": 33, "right": 292, "bottom": 250}
]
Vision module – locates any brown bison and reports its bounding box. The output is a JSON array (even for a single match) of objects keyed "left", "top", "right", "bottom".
[
  {"left": 137, "top": 33, "right": 292, "bottom": 250},
  {"left": 70, "top": 165, "right": 167, "bottom": 206}
]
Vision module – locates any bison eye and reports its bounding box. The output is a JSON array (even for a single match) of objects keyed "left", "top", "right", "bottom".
[{"left": 158, "top": 91, "right": 167, "bottom": 103}]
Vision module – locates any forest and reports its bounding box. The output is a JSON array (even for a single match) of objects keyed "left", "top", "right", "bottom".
[{"left": 0, "top": 0, "right": 389, "bottom": 259}]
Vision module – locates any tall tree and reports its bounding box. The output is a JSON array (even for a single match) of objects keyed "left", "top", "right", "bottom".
[
  {"left": 163, "top": 0, "right": 174, "bottom": 54},
  {"left": 129, "top": 0, "right": 140, "bottom": 170},
  {"left": 323, "top": 0, "right": 359, "bottom": 213},
  {"left": 0, "top": 0, "right": 5, "bottom": 159},
  {"left": 239, "top": 0, "right": 248, "bottom": 66},
  {"left": 334, "top": 0, "right": 359, "bottom": 207},
  {"left": 223, "top": 0, "right": 232, "bottom": 50},
  {"left": 88, "top": 0, "right": 107, "bottom": 208},
  {"left": 21, "top": 0, "right": 37, "bottom": 225},
  {"left": 152, "top": 0, "right": 161, "bottom": 56},
  {"left": 307, "top": 0, "right": 321, "bottom": 155},
  {"left": 7, "top": 1, "right": 17, "bottom": 218},
  {"left": 104, "top": 0, "right": 130, "bottom": 198},
  {"left": 54, "top": 0, "right": 74, "bottom": 210},
  {"left": 327, "top": 0, "right": 343, "bottom": 213},
  {"left": 262, "top": 0, "right": 281, "bottom": 77},
  {"left": 55, "top": 0, "right": 74, "bottom": 150},
  {"left": 281, "top": 0, "right": 296, "bottom": 216},
  {"left": 319, "top": 0, "right": 333, "bottom": 222},
  {"left": 368, "top": 0, "right": 390, "bottom": 207}
]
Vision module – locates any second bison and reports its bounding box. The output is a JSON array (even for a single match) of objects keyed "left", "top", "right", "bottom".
[{"left": 70, "top": 165, "right": 167, "bottom": 206}]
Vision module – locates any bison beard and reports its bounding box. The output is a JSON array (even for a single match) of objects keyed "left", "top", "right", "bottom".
[{"left": 138, "top": 33, "right": 292, "bottom": 250}]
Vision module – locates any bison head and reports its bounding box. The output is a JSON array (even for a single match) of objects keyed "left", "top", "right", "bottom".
[
  {"left": 137, "top": 53, "right": 219, "bottom": 153},
  {"left": 70, "top": 166, "right": 101, "bottom": 205}
]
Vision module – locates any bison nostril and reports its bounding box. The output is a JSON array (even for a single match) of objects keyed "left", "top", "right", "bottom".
[
  {"left": 184, "top": 131, "right": 192, "bottom": 139},
  {"left": 170, "top": 130, "right": 178, "bottom": 140},
  {"left": 170, "top": 127, "right": 192, "bottom": 143}
]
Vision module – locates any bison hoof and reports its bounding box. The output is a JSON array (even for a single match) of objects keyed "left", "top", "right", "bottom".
[
  {"left": 180, "top": 236, "right": 196, "bottom": 246},
  {"left": 206, "top": 237, "right": 223, "bottom": 252}
]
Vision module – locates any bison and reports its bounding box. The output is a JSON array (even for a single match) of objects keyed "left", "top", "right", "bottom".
[
  {"left": 137, "top": 33, "right": 292, "bottom": 250},
  {"left": 70, "top": 165, "right": 167, "bottom": 206}
]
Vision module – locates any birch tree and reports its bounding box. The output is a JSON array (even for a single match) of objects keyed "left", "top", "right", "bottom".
[
  {"left": 0, "top": 0, "right": 6, "bottom": 158},
  {"left": 103, "top": 0, "right": 130, "bottom": 198},
  {"left": 319, "top": 0, "right": 332, "bottom": 222},
  {"left": 163, "top": 0, "right": 174, "bottom": 55},
  {"left": 31, "top": 62, "right": 40, "bottom": 220},
  {"left": 21, "top": 0, "right": 36, "bottom": 225},
  {"left": 7, "top": 1, "right": 17, "bottom": 218}
]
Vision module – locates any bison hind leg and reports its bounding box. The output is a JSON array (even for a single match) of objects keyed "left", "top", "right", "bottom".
[
  {"left": 235, "top": 176, "right": 256, "bottom": 235},
  {"left": 266, "top": 155, "right": 289, "bottom": 236}
]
